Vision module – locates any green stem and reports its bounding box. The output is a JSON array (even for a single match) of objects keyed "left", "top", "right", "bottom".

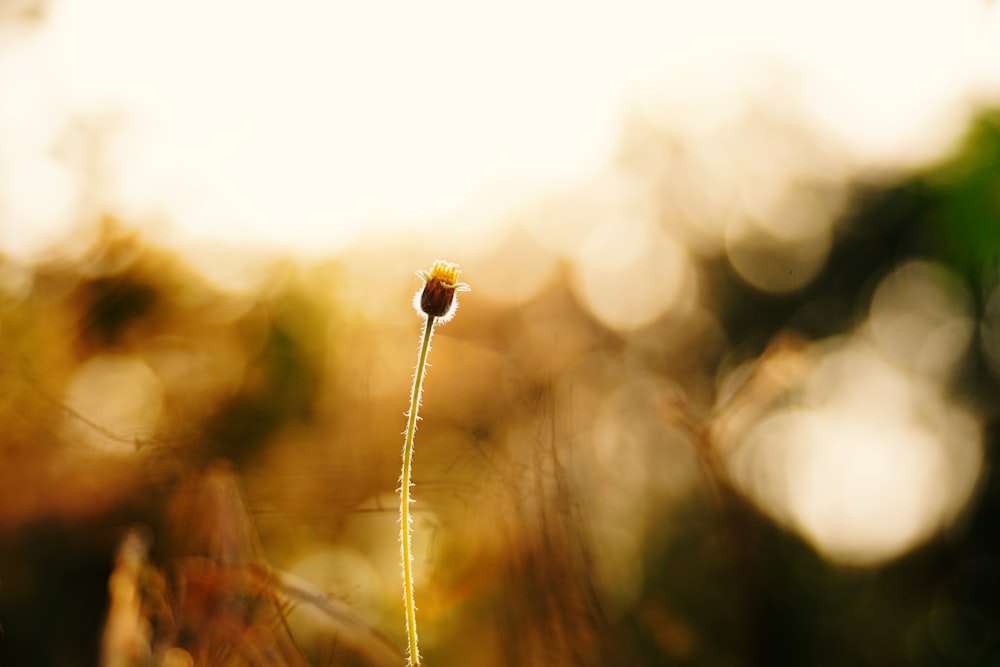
[{"left": 401, "top": 315, "right": 435, "bottom": 667}]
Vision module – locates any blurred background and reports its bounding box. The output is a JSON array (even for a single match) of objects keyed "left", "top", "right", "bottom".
[{"left": 2, "top": 1, "right": 1000, "bottom": 665}]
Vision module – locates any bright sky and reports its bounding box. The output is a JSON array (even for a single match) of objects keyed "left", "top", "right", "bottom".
[{"left": 0, "top": 0, "right": 998, "bottom": 260}]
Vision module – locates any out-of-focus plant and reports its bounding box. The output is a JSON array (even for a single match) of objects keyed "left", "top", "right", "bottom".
[{"left": 100, "top": 461, "right": 403, "bottom": 667}]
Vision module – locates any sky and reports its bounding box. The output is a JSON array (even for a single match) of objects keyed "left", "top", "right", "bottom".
[{"left": 0, "top": 0, "right": 998, "bottom": 261}]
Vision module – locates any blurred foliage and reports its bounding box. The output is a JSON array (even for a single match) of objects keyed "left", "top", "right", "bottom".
[
  {"left": 0, "top": 108, "right": 999, "bottom": 667},
  {"left": 676, "top": 109, "right": 1000, "bottom": 667}
]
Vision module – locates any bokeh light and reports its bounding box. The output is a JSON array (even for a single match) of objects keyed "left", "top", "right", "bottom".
[
  {"left": 868, "top": 260, "right": 975, "bottom": 380},
  {"left": 572, "top": 222, "right": 692, "bottom": 331},
  {"left": 727, "top": 312, "right": 983, "bottom": 565},
  {"left": 63, "top": 353, "right": 163, "bottom": 455}
]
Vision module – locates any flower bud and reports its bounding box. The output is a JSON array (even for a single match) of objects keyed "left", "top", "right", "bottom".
[{"left": 414, "top": 260, "right": 470, "bottom": 322}]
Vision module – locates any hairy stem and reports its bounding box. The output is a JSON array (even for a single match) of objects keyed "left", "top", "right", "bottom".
[{"left": 400, "top": 315, "right": 435, "bottom": 666}]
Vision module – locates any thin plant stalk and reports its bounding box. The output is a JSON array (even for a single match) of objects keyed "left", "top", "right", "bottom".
[
  {"left": 399, "top": 260, "right": 469, "bottom": 667},
  {"left": 400, "top": 314, "right": 435, "bottom": 667}
]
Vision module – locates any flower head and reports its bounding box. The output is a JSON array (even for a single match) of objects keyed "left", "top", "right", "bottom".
[{"left": 415, "top": 260, "right": 470, "bottom": 322}]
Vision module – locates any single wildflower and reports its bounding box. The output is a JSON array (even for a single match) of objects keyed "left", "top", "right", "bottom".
[
  {"left": 413, "top": 259, "right": 470, "bottom": 322},
  {"left": 400, "top": 260, "right": 469, "bottom": 667}
]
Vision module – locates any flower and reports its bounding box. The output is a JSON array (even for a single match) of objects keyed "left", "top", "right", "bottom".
[{"left": 414, "top": 260, "right": 470, "bottom": 322}]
